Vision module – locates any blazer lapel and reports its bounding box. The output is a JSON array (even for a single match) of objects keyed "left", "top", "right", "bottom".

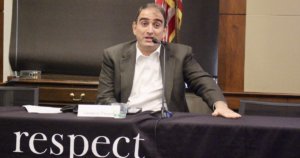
[
  {"left": 120, "top": 44, "right": 136, "bottom": 103},
  {"left": 160, "top": 45, "right": 175, "bottom": 106}
]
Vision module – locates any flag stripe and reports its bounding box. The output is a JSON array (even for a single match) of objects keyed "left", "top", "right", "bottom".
[
  {"left": 155, "top": 0, "right": 182, "bottom": 42},
  {"left": 176, "top": 0, "right": 183, "bottom": 29},
  {"left": 165, "top": 0, "right": 175, "bottom": 7}
]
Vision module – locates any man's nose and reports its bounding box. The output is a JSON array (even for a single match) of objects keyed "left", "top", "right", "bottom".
[{"left": 146, "top": 25, "right": 154, "bottom": 34}]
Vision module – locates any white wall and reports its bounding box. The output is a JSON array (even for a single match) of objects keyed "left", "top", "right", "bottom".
[
  {"left": 245, "top": 0, "right": 300, "bottom": 94},
  {"left": 3, "top": 0, "right": 13, "bottom": 82}
]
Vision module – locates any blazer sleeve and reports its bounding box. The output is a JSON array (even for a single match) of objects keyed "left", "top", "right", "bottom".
[
  {"left": 96, "top": 49, "right": 117, "bottom": 104},
  {"left": 182, "top": 46, "right": 226, "bottom": 108}
]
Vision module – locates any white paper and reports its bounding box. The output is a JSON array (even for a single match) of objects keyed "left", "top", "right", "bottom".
[
  {"left": 77, "top": 104, "right": 119, "bottom": 118},
  {"left": 23, "top": 105, "right": 62, "bottom": 114}
]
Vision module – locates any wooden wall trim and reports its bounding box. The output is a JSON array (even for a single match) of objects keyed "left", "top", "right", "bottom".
[
  {"left": 219, "top": 0, "right": 246, "bottom": 14},
  {"left": 218, "top": 0, "right": 246, "bottom": 92},
  {"left": 218, "top": 15, "right": 245, "bottom": 91}
]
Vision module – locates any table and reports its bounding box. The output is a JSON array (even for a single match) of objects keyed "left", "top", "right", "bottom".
[{"left": 0, "top": 106, "right": 300, "bottom": 158}]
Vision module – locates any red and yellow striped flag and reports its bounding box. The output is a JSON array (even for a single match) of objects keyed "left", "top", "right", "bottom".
[{"left": 155, "top": 0, "right": 183, "bottom": 43}]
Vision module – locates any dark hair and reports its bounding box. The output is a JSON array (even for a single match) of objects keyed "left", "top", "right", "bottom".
[{"left": 134, "top": 3, "right": 167, "bottom": 27}]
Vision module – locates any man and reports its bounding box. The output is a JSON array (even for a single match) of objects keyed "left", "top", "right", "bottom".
[{"left": 97, "top": 3, "right": 241, "bottom": 118}]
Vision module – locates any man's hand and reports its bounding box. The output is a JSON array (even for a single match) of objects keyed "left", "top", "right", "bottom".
[{"left": 212, "top": 101, "right": 241, "bottom": 119}]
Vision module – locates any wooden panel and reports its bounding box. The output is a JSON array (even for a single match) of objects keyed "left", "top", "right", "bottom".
[
  {"left": 288, "top": 98, "right": 300, "bottom": 103},
  {"left": 39, "top": 87, "right": 97, "bottom": 105},
  {"left": 218, "top": 0, "right": 246, "bottom": 92},
  {"left": 5, "top": 75, "right": 99, "bottom": 106},
  {"left": 0, "top": 0, "right": 3, "bottom": 9},
  {"left": 218, "top": 15, "right": 245, "bottom": 92},
  {"left": 219, "top": 0, "right": 246, "bottom": 14}
]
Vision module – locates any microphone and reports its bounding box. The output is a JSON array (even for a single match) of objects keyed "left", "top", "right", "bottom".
[
  {"left": 152, "top": 37, "right": 173, "bottom": 118},
  {"left": 152, "top": 38, "right": 167, "bottom": 45}
]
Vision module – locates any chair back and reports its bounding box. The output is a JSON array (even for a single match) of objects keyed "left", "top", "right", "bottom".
[{"left": 239, "top": 100, "right": 300, "bottom": 117}]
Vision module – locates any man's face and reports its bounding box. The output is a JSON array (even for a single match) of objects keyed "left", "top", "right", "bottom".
[{"left": 132, "top": 7, "right": 167, "bottom": 53}]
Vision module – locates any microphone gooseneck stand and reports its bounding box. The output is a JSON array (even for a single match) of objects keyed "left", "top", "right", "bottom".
[{"left": 152, "top": 38, "right": 173, "bottom": 119}]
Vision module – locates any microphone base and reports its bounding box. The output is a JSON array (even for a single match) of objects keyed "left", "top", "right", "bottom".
[{"left": 161, "top": 110, "right": 173, "bottom": 118}]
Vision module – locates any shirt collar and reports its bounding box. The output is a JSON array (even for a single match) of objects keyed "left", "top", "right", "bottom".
[{"left": 135, "top": 42, "right": 161, "bottom": 61}]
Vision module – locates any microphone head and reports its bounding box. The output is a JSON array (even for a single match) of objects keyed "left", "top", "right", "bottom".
[
  {"left": 152, "top": 37, "right": 167, "bottom": 45},
  {"left": 152, "top": 37, "right": 160, "bottom": 44}
]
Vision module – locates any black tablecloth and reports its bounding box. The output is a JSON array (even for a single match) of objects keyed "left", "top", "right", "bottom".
[{"left": 0, "top": 107, "right": 300, "bottom": 158}]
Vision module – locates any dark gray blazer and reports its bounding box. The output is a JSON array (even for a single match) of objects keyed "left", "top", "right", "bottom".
[{"left": 96, "top": 40, "right": 225, "bottom": 112}]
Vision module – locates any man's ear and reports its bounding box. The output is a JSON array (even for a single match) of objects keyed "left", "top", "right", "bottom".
[{"left": 132, "top": 21, "right": 137, "bottom": 35}]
